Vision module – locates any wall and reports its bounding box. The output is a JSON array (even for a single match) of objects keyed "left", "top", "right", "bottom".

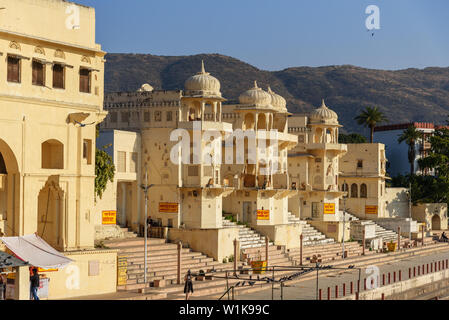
[
  {"left": 308, "top": 220, "right": 350, "bottom": 242},
  {"left": 168, "top": 227, "right": 239, "bottom": 262},
  {"left": 43, "top": 249, "right": 117, "bottom": 299},
  {"left": 412, "top": 203, "right": 448, "bottom": 231},
  {"left": 384, "top": 188, "right": 409, "bottom": 218},
  {"left": 253, "top": 224, "right": 301, "bottom": 249}
]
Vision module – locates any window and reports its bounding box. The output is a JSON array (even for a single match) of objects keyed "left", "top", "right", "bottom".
[
  {"left": 117, "top": 151, "right": 126, "bottom": 172},
  {"left": 32, "top": 60, "right": 45, "bottom": 86},
  {"left": 110, "top": 112, "right": 117, "bottom": 123},
  {"left": 7, "top": 56, "right": 20, "bottom": 83},
  {"left": 83, "top": 139, "right": 92, "bottom": 165},
  {"left": 351, "top": 184, "right": 358, "bottom": 198},
  {"left": 167, "top": 111, "right": 173, "bottom": 122},
  {"left": 357, "top": 160, "right": 363, "bottom": 168},
  {"left": 312, "top": 202, "right": 319, "bottom": 218},
  {"left": 79, "top": 68, "right": 91, "bottom": 93},
  {"left": 52, "top": 64, "right": 65, "bottom": 89},
  {"left": 155, "top": 111, "right": 162, "bottom": 122},
  {"left": 41, "top": 140, "right": 64, "bottom": 169},
  {"left": 360, "top": 183, "right": 367, "bottom": 198},
  {"left": 121, "top": 112, "right": 129, "bottom": 123},
  {"left": 298, "top": 135, "right": 305, "bottom": 143},
  {"left": 144, "top": 112, "right": 150, "bottom": 122}
]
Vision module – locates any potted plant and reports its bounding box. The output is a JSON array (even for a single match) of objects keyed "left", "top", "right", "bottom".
[
  {"left": 387, "top": 240, "right": 397, "bottom": 252},
  {"left": 250, "top": 250, "right": 267, "bottom": 275}
]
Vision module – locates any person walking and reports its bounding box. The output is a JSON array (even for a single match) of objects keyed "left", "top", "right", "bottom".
[
  {"left": 30, "top": 268, "right": 40, "bottom": 300},
  {"left": 184, "top": 270, "right": 194, "bottom": 300}
]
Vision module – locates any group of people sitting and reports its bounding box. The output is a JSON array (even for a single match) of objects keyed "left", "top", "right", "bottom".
[{"left": 440, "top": 232, "right": 448, "bottom": 242}]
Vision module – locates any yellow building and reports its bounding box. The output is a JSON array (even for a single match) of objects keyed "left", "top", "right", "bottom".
[{"left": 0, "top": 0, "right": 116, "bottom": 299}]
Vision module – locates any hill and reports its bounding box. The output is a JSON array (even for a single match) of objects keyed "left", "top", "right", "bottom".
[{"left": 104, "top": 53, "right": 449, "bottom": 134}]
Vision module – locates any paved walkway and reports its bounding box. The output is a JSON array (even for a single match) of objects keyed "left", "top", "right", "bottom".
[{"left": 211, "top": 248, "right": 449, "bottom": 300}]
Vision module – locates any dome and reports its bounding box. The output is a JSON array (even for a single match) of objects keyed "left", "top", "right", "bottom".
[
  {"left": 267, "top": 86, "right": 287, "bottom": 112},
  {"left": 310, "top": 99, "right": 338, "bottom": 123},
  {"left": 184, "top": 61, "right": 221, "bottom": 96},
  {"left": 137, "top": 83, "right": 154, "bottom": 92},
  {"left": 239, "top": 81, "right": 272, "bottom": 107}
]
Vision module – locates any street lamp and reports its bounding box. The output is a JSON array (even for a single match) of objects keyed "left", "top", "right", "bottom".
[
  {"left": 342, "top": 181, "right": 348, "bottom": 259},
  {"left": 140, "top": 169, "right": 154, "bottom": 287}
]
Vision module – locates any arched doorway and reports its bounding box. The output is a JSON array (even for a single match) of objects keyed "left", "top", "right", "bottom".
[
  {"left": 0, "top": 139, "right": 20, "bottom": 237},
  {"left": 432, "top": 214, "right": 441, "bottom": 230},
  {"left": 37, "top": 176, "right": 65, "bottom": 250}
]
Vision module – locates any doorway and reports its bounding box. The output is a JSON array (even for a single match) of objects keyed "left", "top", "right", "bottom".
[{"left": 242, "top": 201, "right": 252, "bottom": 223}]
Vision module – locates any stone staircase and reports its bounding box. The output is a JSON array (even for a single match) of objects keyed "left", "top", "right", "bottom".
[
  {"left": 287, "top": 212, "right": 335, "bottom": 246},
  {"left": 103, "top": 237, "right": 243, "bottom": 292},
  {"left": 222, "top": 217, "right": 273, "bottom": 249},
  {"left": 95, "top": 225, "right": 138, "bottom": 242},
  {"left": 344, "top": 212, "right": 406, "bottom": 243}
]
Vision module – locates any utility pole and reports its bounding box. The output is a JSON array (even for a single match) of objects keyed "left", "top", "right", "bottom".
[
  {"left": 408, "top": 182, "right": 412, "bottom": 242},
  {"left": 342, "top": 180, "right": 348, "bottom": 259}
]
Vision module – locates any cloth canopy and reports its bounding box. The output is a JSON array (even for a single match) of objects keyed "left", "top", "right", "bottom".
[
  {"left": 0, "top": 234, "right": 73, "bottom": 269},
  {"left": 0, "top": 251, "right": 29, "bottom": 268}
]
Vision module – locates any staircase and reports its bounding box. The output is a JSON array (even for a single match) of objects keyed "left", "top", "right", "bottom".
[
  {"left": 95, "top": 225, "right": 138, "bottom": 242},
  {"left": 104, "top": 237, "right": 242, "bottom": 292},
  {"left": 222, "top": 217, "right": 273, "bottom": 249},
  {"left": 344, "top": 212, "right": 407, "bottom": 243}
]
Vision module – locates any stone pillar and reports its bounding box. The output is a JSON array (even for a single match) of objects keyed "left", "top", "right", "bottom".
[
  {"left": 14, "top": 266, "right": 29, "bottom": 300},
  {"left": 299, "top": 234, "right": 303, "bottom": 265},
  {"left": 177, "top": 241, "right": 182, "bottom": 285},
  {"left": 422, "top": 225, "right": 425, "bottom": 247},
  {"left": 397, "top": 227, "right": 401, "bottom": 250},
  {"left": 362, "top": 229, "right": 365, "bottom": 256},
  {"left": 265, "top": 236, "right": 269, "bottom": 267},
  {"left": 233, "top": 239, "right": 239, "bottom": 276},
  {"left": 213, "top": 102, "right": 217, "bottom": 122}
]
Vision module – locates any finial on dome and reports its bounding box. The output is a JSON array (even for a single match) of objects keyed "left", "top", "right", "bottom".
[
  {"left": 254, "top": 80, "right": 258, "bottom": 89},
  {"left": 201, "top": 60, "right": 205, "bottom": 74},
  {"left": 267, "top": 86, "right": 273, "bottom": 94},
  {"left": 321, "top": 99, "right": 328, "bottom": 108}
]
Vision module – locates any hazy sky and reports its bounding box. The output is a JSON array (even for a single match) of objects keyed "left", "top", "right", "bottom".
[{"left": 74, "top": 0, "right": 449, "bottom": 71}]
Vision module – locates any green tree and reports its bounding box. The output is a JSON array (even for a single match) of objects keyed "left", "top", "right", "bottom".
[
  {"left": 354, "top": 106, "right": 388, "bottom": 143},
  {"left": 338, "top": 133, "right": 367, "bottom": 144},
  {"left": 397, "top": 125, "right": 423, "bottom": 175},
  {"left": 95, "top": 126, "right": 115, "bottom": 199}
]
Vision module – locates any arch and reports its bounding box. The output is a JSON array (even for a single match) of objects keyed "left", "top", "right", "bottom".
[
  {"left": 244, "top": 113, "right": 255, "bottom": 130},
  {"left": 42, "top": 139, "right": 64, "bottom": 169},
  {"left": 431, "top": 215, "right": 441, "bottom": 230},
  {"left": 9, "top": 41, "right": 21, "bottom": 51},
  {"left": 326, "top": 128, "right": 332, "bottom": 143},
  {"left": 37, "top": 176, "right": 65, "bottom": 249},
  {"left": 257, "top": 113, "right": 267, "bottom": 131},
  {"left": 54, "top": 49, "right": 66, "bottom": 59},
  {"left": 34, "top": 46, "right": 46, "bottom": 55},
  {"left": 351, "top": 183, "right": 358, "bottom": 198},
  {"left": 360, "top": 183, "right": 367, "bottom": 198},
  {"left": 314, "top": 128, "right": 323, "bottom": 143}
]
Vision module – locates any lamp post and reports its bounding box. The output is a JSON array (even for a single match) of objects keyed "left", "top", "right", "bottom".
[
  {"left": 342, "top": 181, "right": 348, "bottom": 259},
  {"left": 140, "top": 168, "right": 154, "bottom": 286},
  {"left": 408, "top": 182, "right": 412, "bottom": 242}
]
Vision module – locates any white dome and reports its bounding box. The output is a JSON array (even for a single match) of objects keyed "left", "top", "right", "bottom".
[
  {"left": 267, "top": 86, "right": 287, "bottom": 112},
  {"left": 239, "top": 81, "right": 272, "bottom": 107},
  {"left": 137, "top": 83, "right": 154, "bottom": 92},
  {"left": 184, "top": 61, "right": 221, "bottom": 96},
  {"left": 310, "top": 99, "right": 338, "bottom": 123}
]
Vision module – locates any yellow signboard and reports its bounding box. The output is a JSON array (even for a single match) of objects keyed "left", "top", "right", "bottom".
[
  {"left": 117, "top": 256, "right": 128, "bottom": 286},
  {"left": 323, "top": 203, "right": 336, "bottom": 214},
  {"left": 37, "top": 268, "right": 58, "bottom": 273},
  {"left": 102, "top": 211, "right": 117, "bottom": 225},
  {"left": 159, "top": 202, "right": 179, "bottom": 213},
  {"left": 257, "top": 210, "right": 270, "bottom": 220},
  {"left": 365, "top": 206, "right": 378, "bottom": 215}
]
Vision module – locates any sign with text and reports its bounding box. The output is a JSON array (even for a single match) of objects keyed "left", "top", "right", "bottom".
[
  {"left": 117, "top": 256, "right": 128, "bottom": 286},
  {"left": 159, "top": 202, "right": 179, "bottom": 213},
  {"left": 365, "top": 206, "right": 378, "bottom": 215},
  {"left": 102, "top": 211, "right": 116, "bottom": 225},
  {"left": 323, "top": 203, "right": 336, "bottom": 214},
  {"left": 257, "top": 210, "right": 270, "bottom": 220}
]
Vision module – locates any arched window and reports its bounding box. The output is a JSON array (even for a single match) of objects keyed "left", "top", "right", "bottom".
[
  {"left": 42, "top": 139, "right": 64, "bottom": 169},
  {"left": 351, "top": 183, "right": 358, "bottom": 198},
  {"left": 360, "top": 184, "right": 367, "bottom": 198}
]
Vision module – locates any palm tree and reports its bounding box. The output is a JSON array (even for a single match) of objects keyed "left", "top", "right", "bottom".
[
  {"left": 354, "top": 106, "right": 388, "bottom": 143},
  {"left": 398, "top": 125, "right": 423, "bottom": 175}
]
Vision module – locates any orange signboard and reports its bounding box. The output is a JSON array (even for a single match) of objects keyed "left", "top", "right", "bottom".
[
  {"left": 323, "top": 203, "right": 336, "bottom": 214},
  {"left": 257, "top": 210, "right": 270, "bottom": 220},
  {"left": 159, "top": 202, "right": 179, "bottom": 213},
  {"left": 365, "top": 206, "right": 378, "bottom": 215},
  {"left": 102, "top": 211, "right": 117, "bottom": 225}
]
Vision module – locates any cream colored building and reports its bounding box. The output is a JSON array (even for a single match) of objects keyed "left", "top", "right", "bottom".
[
  {"left": 0, "top": 0, "right": 117, "bottom": 299},
  {"left": 287, "top": 101, "right": 347, "bottom": 222}
]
